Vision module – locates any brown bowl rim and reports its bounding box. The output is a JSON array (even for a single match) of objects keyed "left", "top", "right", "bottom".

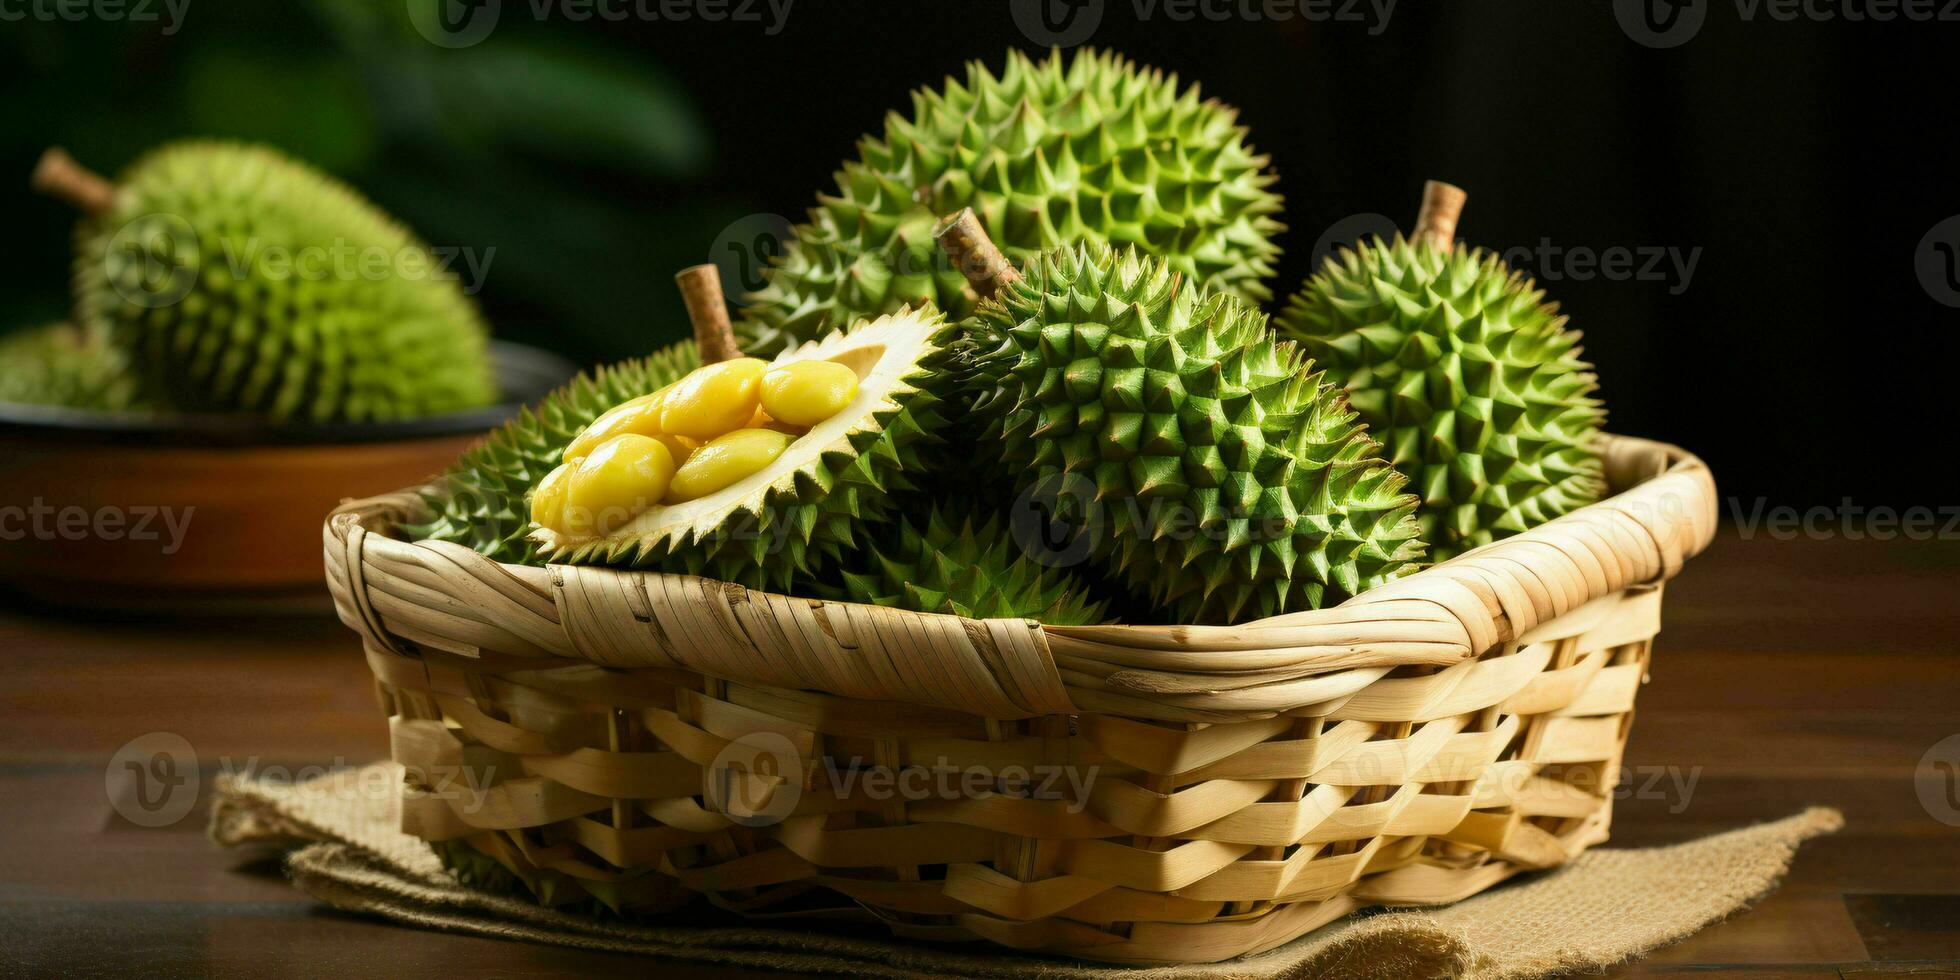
[{"left": 0, "top": 340, "right": 574, "bottom": 448}]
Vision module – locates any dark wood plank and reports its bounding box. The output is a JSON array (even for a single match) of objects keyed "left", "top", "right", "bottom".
[
  {"left": 1845, "top": 895, "right": 1960, "bottom": 963},
  {"left": 1637, "top": 886, "right": 1870, "bottom": 965}
]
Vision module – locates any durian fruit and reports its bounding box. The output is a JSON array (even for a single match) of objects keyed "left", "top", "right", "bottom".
[
  {"left": 957, "top": 240, "right": 1425, "bottom": 625},
  {"left": 412, "top": 341, "right": 701, "bottom": 565},
  {"left": 825, "top": 502, "right": 1109, "bottom": 624},
  {"left": 530, "top": 308, "right": 952, "bottom": 593},
  {"left": 738, "top": 48, "right": 1284, "bottom": 356},
  {"left": 1274, "top": 183, "right": 1606, "bottom": 561},
  {"left": 0, "top": 322, "right": 150, "bottom": 411},
  {"left": 34, "top": 142, "right": 496, "bottom": 422},
  {"left": 432, "top": 837, "right": 692, "bottom": 920}
]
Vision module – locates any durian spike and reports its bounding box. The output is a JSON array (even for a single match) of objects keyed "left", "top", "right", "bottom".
[
  {"left": 934, "top": 208, "right": 1022, "bottom": 299},
  {"left": 31, "top": 148, "right": 117, "bottom": 217},
  {"left": 1411, "top": 179, "right": 1467, "bottom": 253},
  {"left": 675, "top": 264, "right": 741, "bottom": 364}
]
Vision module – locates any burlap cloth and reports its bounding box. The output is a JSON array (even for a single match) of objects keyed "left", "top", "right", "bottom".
[{"left": 209, "top": 763, "right": 1840, "bottom": 979}]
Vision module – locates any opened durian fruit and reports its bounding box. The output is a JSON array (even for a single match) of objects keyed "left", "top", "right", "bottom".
[{"left": 422, "top": 267, "right": 954, "bottom": 596}]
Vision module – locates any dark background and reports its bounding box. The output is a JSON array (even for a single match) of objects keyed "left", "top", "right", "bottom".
[{"left": 3, "top": 0, "right": 1954, "bottom": 510}]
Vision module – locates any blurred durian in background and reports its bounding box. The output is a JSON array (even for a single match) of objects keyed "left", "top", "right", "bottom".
[{"left": 4, "top": 0, "right": 752, "bottom": 388}]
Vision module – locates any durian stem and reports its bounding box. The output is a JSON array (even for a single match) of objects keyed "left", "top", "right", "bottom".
[
  {"left": 934, "top": 208, "right": 1022, "bottom": 300},
  {"left": 1411, "top": 180, "right": 1467, "bottom": 252},
  {"left": 675, "top": 264, "right": 742, "bottom": 364},
  {"left": 31, "top": 148, "right": 117, "bottom": 217}
]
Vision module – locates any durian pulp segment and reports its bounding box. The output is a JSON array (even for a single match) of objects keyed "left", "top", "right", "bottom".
[
  {"left": 760, "top": 359, "right": 859, "bottom": 426},
  {"left": 529, "top": 310, "right": 935, "bottom": 557},
  {"left": 665, "top": 428, "right": 792, "bottom": 503}
]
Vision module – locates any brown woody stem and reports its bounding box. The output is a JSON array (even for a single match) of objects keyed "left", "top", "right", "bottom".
[
  {"left": 1411, "top": 180, "right": 1467, "bottom": 252},
  {"left": 32, "top": 148, "right": 117, "bottom": 217},
  {"left": 934, "top": 208, "right": 1021, "bottom": 300},
  {"left": 675, "top": 264, "right": 742, "bottom": 364}
]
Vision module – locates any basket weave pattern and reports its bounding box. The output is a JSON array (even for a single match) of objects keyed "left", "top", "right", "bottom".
[{"left": 324, "top": 433, "right": 1715, "bottom": 965}]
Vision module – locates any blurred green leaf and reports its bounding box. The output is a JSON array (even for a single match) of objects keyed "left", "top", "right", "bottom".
[
  {"left": 364, "top": 155, "right": 742, "bottom": 361},
  {"left": 419, "top": 40, "right": 712, "bottom": 180},
  {"left": 303, "top": 0, "right": 407, "bottom": 48},
  {"left": 183, "top": 48, "right": 377, "bottom": 173}
]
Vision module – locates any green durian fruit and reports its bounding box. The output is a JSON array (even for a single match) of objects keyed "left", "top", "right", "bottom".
[
  {"left": 824, "top": 502, "right": 1109, "bottom": 624},
  {"left": 0, "top": 322, "right": 151, "bottom": 411},
  {"left": 431, "top": 839, "right": 532, "bottom": 897},
  {"left": 530, "top": 309, "right": 952, "bottom": 592},
  {"left": 738, "top": 48, "right": 1284, "bottom": 356},
  {"left": 431, "top": 838, "right": 690, "bottom": 920},
  {"left": 411, "top": 341, "right": 702, "bottom": 565},
  {"left": 959, "top": 244, "right": 1426, "bottom": 625},
  {"left": 1275, "top": 236, "right": 1607, "bottom": 561},
  {"left": 56, "top": 141, "right": 496, "bottom": 422}
]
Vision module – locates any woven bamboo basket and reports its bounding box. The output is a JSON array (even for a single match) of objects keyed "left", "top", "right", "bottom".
[{"left": 322, "top": 426, "right": 1714, "bottom": 965}]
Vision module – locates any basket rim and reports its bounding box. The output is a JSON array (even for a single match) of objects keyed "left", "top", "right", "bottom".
[{"left": 323, "top": 431, "right": 1714, "bottom": 720}]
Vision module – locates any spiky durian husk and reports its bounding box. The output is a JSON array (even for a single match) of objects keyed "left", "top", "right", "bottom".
[
  {"left": 738, "top": 48, "right": 1284, "bottom": 356},
  {"left": 820, "top": 502, "right": 1109, "bottom": 624},
  {"left": 431, "top": 839, "right": 684, "bottom": 921},
  {"left": 531, "top": 310, "right": 952, "bottom": 592},
  {"left": 0, "top": 322, "right": 151, "bottom": 411},
  {"left": 411, "top": 341, "right": 702, "bottom": 564},
  {"left": 431, "top": 839, "right": 538, "bottom": 901},
  {"left": 960, "top": 244, "right": 1425, "bottom": 625},
  {"left": 1275, "top": 238, "right": 1607, "bottom": 561},
  {"left": 73, "top": 140, "right": 496, "bottom": 422}
]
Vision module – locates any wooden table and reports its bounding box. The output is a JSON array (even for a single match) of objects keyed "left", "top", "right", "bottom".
[{"left": 2, "top": 530, "right": 1956, "bottom": 977}]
